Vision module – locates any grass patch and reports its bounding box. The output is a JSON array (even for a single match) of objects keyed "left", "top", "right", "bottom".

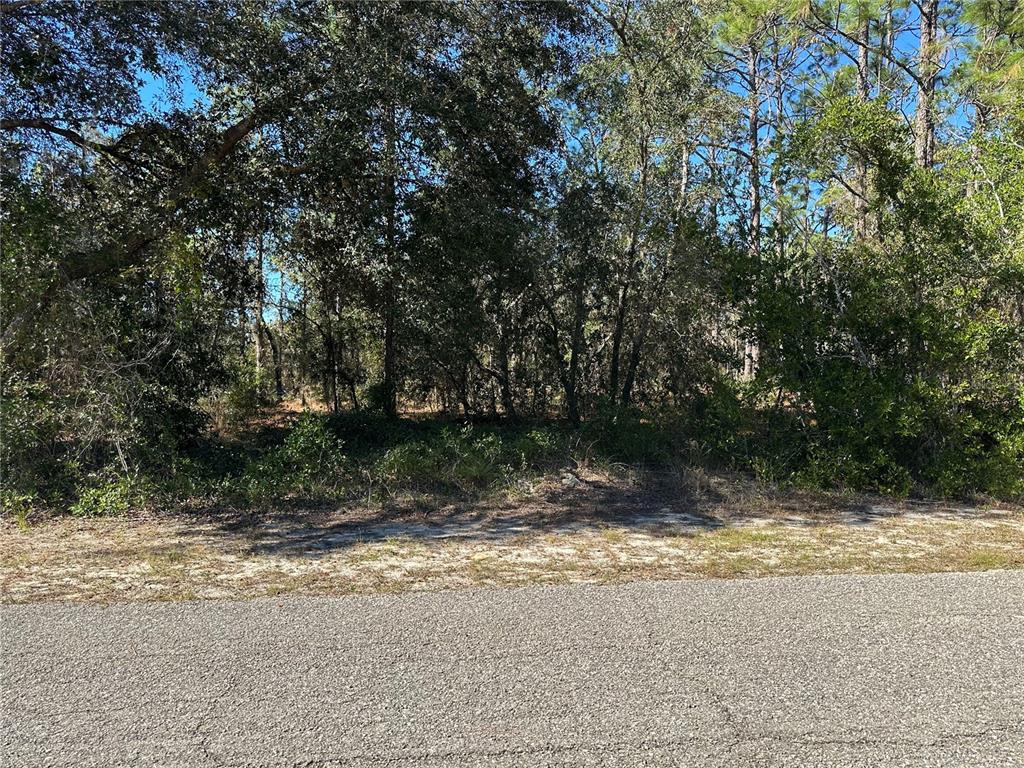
[{"left": 3, "top": 469, "right": 1022, "bottom": 604}]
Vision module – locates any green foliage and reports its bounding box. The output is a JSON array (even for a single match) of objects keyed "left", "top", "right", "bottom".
[
  {"left": 277, "top": 412, "right": 347, "bottom": 484},
  {"left": 362, "top": 383, "right": 393, "bottom": 416},
  {"left": 511, "top": 429, "right": 563, "bottom": 470},
  {"left": 70, "top": 471, "right": 150, "bottom": 518},
  {"left": 578, "top": 406, "right": 673, "bottom": 465},
  {"left": 374, "top": 423, "right": 566, "bottom": 492},
  {"left": 1, "top": 490, "right": 37, "bottom": 530},
  {"left": 3, "top": 0, "right": 1022, "bottom": 517},
  {"left": 215, "top": 364, "right": 273, "bottom": 430},
  {"left": 235, "top": 412, "right": 347, "bottom": 498},
  {"left": 747, "top": 98, "right": 1024, "bottom": 498},
  {"left": 982, "top": 418, "right": 1024, "bottom": 499},
  {"left": 0, "top": 377, "right": 65, "bottom": 501}
]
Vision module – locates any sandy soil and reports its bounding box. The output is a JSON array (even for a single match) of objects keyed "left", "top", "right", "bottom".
[{"left": 3, "top": 468, "right": 1022, "bottom": 603}]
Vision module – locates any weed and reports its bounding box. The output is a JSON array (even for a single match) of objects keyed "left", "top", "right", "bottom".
[{"left": 2, "top": 491, "right": 36, "bottom": 530}]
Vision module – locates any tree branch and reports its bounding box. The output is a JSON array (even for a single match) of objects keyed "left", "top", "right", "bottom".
[
  {"left": 2, "top": 112, "right": 262, "bottom": 346},
  {"left": 1, "top": 118, "right": 138, "bottom": 166}
]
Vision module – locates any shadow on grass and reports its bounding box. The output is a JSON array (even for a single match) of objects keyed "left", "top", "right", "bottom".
[
  {"left": 171, "top": 470, "right": 932, "bottom": 560},
  {"left": 164, "top": 412, "right": 1012, "bottom": 560}
]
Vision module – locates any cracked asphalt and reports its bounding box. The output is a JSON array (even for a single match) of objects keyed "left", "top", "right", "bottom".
[{"left": 2, "top": 570, "right": 1023, "bottom": 767}]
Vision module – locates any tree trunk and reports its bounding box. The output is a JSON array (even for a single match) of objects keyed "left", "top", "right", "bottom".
[
  {"left": 299, "top": 290, "right": 309, "bottom": 408},
  {"left": 497, "top": 329, "right": 517, "bottom": 420},
  {"left": 348, "top": 378, "right": 360, "bottom": 410},
  {"left": 324, "top": 325, "right": 338, "bottom": 413},
  {"left": 915, "top": 0, "right": 938, "bottom": 168},
  {"left": 254, "top": 232, "right": 265, "bottom": 375},
  {"left": 747, "top": 45, "right": 762, "bottom": 257},
  {"left": 609, "top": 140, "right": 650, "bottom": 403},
  {"left": 877, "top": 1, "right": 892, "bottom": 93},
  {"left": 608, "top": 280, "right": 629, "bottom": 403},
  {"left": 620, "top": 334, "right": 643, "bottom": 406},
  {"left": 566, "top": 277, "right": 585, "bottom": 426},
  {"left": 856, "top": 10, "right": 871, "bottom": 238},
  {"left": 771, "top": 33, "right": 786, "bottom": 254},
  {"left": 708, "top": 146, "right": 720, "bottom": 223},
  {"left": 622, "top": 151, "right": 689, "bottom": 405},
  {"left": 381, "top": 288, "right": 397, "bottom": 416},
  {"left": 277, "top": 264, "right": 287, "bottom": 397},
  {"left": 857, "top": 12, "right": 871, "bottom": 101},
  {"left": 744, "top": 44, "right": 761, "bottom": 380},
  {"left": 260, "top": 321, "right": 285, "bottom": 401},
  {"left": 381, "top": 83, "right": 399, "bottom": 418},
  {"left": 376, "top": 25, "right": 401, "bottom": 419},
  {"left": 457, "top": 363, "right": 471, "bottom": 417}
]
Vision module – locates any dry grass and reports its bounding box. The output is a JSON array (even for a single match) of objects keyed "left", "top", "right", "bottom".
[{"left": 3, "top": 468, "right": 1022, "bottom": 603}]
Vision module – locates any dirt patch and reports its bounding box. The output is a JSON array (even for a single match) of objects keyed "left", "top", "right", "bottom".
[{"left": 3, "top": 469, "right": 1022, "bottom": 603}]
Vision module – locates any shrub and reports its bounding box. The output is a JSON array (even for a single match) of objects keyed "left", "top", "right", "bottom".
[
  {"left": 374, "top": 426, "right": 499, "bottom": 490},
  {"left": 510, "top": 428, "right": 564, "bottom": 470},
  {"left": 0, "top": 377, "right": 72, "bottom": 503},
  {"left": 70, "top": 471, "right": 150, "bottom": 517},
  {"left": 371, "top": 422, "right": 564, "bottom": 492},
  {"left": 278, "top": 412, "right": 347, "bottom": 483},
  {"left": 235, "top": 412, "right": 348, "bottom": 498},
  {"left": 375, "top": 441, "right": 443, "bottom": 486},
  {"left": 579, "top": 405, "right": 672, "bottom": 465},
  {"left": 1, "top": 490, "right": 36, "bottom": 529},
  {"left": 982, "top": 427, "right": 1024, "bottom": 500}
]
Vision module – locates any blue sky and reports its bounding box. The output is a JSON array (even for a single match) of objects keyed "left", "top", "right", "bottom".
[{"left": 138, "top": 56, "right": 204, "bottom": 115}]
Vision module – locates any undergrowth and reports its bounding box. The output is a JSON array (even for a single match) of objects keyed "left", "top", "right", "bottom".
[{"left": 3, "top": 396, "right": 1021, "bottom": 520}]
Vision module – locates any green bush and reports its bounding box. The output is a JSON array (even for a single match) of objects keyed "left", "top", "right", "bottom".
[
  {"left": 982, "top": 425, "right": 1024, "bottom": 499},
  {"left": 371, "top": 422, "right": 565, "bottom": 492},
  {"left": 1, "top": 490, "right": 36, "bottom": 529},
  {"left": 510, "top": 428, "right": 564, "bottom": 470},
  {"left": 235, "top": 412, "right": 347, "bottom": 498},
  {"left": 578, "top": 405, "right": 671, "bottom": 465},
  {"left": 0, "top": 377, "right": 73, "bottom": 503},
  {"left": 279, "top": 412, "right": 347, "bottom": 480},
  {"left": 375, "top": 441, "right": 443, "bottom": 485},
  {"left": 70, "top": 471, "right": 150, "bottom": 517},
  {"left": 374, "top": 425, "right": 500, "bottom": 490}
]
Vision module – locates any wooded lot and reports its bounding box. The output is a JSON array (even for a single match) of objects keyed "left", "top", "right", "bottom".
[{"left": 2, "top": 0, "right": 1022, "bottom": 515}]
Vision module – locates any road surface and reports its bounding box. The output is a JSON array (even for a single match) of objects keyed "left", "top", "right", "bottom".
[{"left": 2, "top": 571, "right": 1023, "bottom": 767}]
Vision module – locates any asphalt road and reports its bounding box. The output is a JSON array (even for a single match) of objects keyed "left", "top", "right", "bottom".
[{"left": 2, "top": 571, "right": 1023, "bottom": 767}]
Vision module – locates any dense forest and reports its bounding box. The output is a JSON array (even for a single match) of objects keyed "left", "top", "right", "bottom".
[{"left": 2, "top": 0, "right": 1022, "bottom": 517}]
